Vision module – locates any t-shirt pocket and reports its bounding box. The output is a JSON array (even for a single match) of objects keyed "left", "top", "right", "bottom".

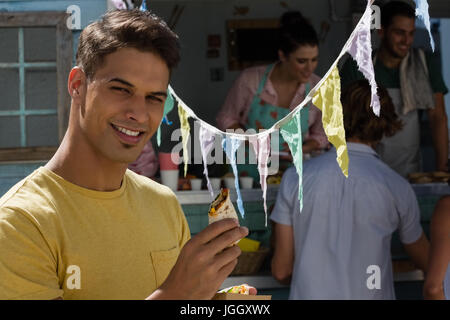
[{"left": 150, "top": 246, "right": 180, "bottom": 288}]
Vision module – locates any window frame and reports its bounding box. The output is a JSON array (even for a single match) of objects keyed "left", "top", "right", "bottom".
[{"left": 0, "top": 11, "right": 72, "bottom": 162}]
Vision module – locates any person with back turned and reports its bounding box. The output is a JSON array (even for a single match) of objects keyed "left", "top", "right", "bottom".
[{"left": 271, "top": 80, "right": 429, "bottom": 299}]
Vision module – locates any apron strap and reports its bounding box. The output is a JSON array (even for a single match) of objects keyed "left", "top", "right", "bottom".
[
  {"left": 256, "top": 64, "right": 276, "bottom": 96},
  {"left": 300, "top": 82, "right": 311, "bottom": 136}
]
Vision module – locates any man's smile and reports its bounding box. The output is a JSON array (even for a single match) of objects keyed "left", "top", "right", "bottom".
[{"left": 111, "top": 123, "right": 146, "bottom": 145}]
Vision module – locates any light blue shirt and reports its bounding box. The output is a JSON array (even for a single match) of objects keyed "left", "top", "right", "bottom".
[{"left": 271, "top": 143, "right": 423, "bottom": 300}]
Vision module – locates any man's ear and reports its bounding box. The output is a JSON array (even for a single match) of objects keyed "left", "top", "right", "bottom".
[{"left": 68, "top": 67, "right": 87, "bottom": 103}]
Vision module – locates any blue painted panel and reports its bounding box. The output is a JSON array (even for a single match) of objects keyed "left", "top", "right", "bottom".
[
  {"left": 0, "top": 1, "right": 107, "bottom": 28},
  {"left": 0, "top": 1, "right": 108, "bottom": 64},
  {"left": 0, "top": 161, "right": 46, "bottom": 195}
]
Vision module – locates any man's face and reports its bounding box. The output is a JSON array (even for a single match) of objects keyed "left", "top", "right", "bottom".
[
  {"left": 380, "top": 15, "right": 416, "bottom": 59},
  {"left": 75, "top": 47, "right": 169, "bottom": 164}
]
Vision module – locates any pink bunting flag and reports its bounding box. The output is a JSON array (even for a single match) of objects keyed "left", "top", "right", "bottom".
[
  {"left": 347, "top": 2, "right": 381, "bottom": 116},
  {"left": 110, "top": 0, "right": 127, "bottom": 10},
  {"left": 199, "top": 124, "right": 217, "bottom": 198},
  {"left": 414, "top": 0, "right": 435, "bottom": 51},
  {"left": 249, "top": 133, "right": 271, "bottom": 227}
]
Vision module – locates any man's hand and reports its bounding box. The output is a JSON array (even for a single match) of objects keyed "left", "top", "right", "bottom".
[{"left": 147, "top": 218, "right": 248, "bottom": 300}]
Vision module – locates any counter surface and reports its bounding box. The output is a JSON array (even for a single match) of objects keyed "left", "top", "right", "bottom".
[
  {"left": 175, "top": 182, "right": 450, "bottom": 204},
  {"left": 221, "top": 270, "right": 424, "bottom": 291}
]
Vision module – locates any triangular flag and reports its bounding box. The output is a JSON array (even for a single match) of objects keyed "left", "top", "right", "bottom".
[
  {"left": 178, "top": 104, "right": 190, "bottom": 177},
  {"left": 280, "top": 110, "right": 304, "bottom": 211},
  {"left": 157, "top": 89, "right": 174, "bottom": 147},
  {"left": 110, "top": 0, "right": 127, "bottom": 10},
  {"left": 249, "top": 132, "right": 271, "bottom": 225},
  {"left": 199, "top": 124, "right": 217, "bottom": 198},
  {"left": 139, "top": 0, "right": 147, "bottom": 11},
  {"left": 312, "top": 65, "right": 349, "bottom": 178},
  {"left": 222, "top": 136, "right": 245, "bottom": 218},
  {"left": 414, "top": 0, "right": 435, "bottom": 51},
  {"left": 347, "top": 1, "right": 380, "bottom": 116}
]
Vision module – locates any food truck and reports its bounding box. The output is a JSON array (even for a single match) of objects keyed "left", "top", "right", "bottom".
[{"left": 1, "top": 0, "right": 450, "bottom": 300}]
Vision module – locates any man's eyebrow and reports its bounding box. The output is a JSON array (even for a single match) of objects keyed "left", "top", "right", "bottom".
[
  {"left": 392, "top": 28, "right": 414, "bottom": 33},
  {"left": 150, "top": 91, "right": 168, "bottom": 98},
  {"left": 108, "top": 78, "right": 167, "bottom": 97},
  {"left": 109, "top": 78, "right": 135, "bottom": 87}
]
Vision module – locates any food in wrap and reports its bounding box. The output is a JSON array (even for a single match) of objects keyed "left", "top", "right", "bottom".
[
  {"left": 208, "top": 188, "right": 239, "bottom": 224},
  {"left": 218, "top": 284, "right": 250, "bottom": 295}
]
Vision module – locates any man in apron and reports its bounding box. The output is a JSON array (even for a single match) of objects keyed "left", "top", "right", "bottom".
[{"left": 341, "top": 1, "right": 448, "bottom": 177}]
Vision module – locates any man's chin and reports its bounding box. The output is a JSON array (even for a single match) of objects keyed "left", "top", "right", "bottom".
[
  {"left": 392, "top": 46, "right": 410, "bottom": 59},
  {"left": 396, "top": 51, "right": 409, "bottom": 59},
  {"left": 385, "top": 43, "right": 410, "bottom": 60},
  {"left": 108, "top": 147, "right": 144, "bottom": 166}
]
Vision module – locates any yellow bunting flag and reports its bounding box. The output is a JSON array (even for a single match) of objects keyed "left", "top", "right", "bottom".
[
  {"left": 178, "top": 104, "right": 190, "bottom": 177},
  {"left": 312, "top": 66, "right": 349, "bottom": 177}
]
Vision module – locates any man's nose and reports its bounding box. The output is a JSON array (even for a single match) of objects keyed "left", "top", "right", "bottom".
[
  {"left": 403, "top": 34, "right": 414, "bottom": 46},
  {"left": 125, "top": 95, "right": 149, "bottom": 123},
  {"left": 407, "top": 35, "right": 414, "bottom": 46}
]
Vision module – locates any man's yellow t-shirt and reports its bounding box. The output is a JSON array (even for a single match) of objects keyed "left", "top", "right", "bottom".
[{"left": 0, "top": 167, "right": 191, "bottom": 300}]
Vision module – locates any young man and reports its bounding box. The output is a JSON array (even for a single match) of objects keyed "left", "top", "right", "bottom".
[
  {"left": 341, "top": 1, "right": 449, "bottom": 177},
  {"left": 0, "top": 10, "right": 248, "bottom": 300},
  {"left": 271, "top": 80, "right": 429, "bottom": 299}
]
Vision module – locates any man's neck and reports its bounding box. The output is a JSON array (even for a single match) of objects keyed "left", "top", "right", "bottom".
[
  {"left": 377, "top": 45, "right": 403, "bottom": 69},
  {"left": 347, "top": 137, "right": 378, "bottom": 149},
  {"left": 45, "top": 129, "right": 128, "bottom": 192}
]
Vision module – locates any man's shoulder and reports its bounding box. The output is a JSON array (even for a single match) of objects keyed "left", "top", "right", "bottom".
[
  {"left": 421, "top": 49, "right": 449, "bottom": 94},
  {"left": 360, "top": 156, "right": 416, "bottom": 199},
  {"left": 0, "top": 168, "right": 51, "bottom": 208},
  {"left": 0, "top": 168, "right": 58, "bottom": 226},
  {"left": 303, "top": 151, "right": 336, "bottom": 172}
]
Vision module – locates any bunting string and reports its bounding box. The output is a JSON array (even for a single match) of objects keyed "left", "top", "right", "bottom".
[{"left": 111, "top": 0, "right": 435, "bottom": 222}]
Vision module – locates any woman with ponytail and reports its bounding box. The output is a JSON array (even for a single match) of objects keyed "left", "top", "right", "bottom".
[{"left": 216, "top": 11, "right": 328, "bottom": 180}]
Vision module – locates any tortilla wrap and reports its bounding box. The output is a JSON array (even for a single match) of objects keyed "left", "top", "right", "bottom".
[{"left": 208, "top": 188, "right": 239, "bottom": 224}]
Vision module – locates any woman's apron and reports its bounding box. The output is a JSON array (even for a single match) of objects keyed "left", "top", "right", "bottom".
[{"left": 235, "top": 64, "right": 310, "bottom": 182}]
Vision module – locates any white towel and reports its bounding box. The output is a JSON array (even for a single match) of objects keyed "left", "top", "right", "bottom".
[
  {"left": 399, "top": 48, "right": 435, "bottom": 115},
  {"left": 373, "top": 48, "right": 435, "bottom": 115}
]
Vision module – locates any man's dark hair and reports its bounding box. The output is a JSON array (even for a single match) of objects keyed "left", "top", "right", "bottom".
[
  {"left": 381, "top": 1, "right": 416, "bottom": 28},
  {"left": 278, "top": 11, "right": 319, "bottom": 56},
  {"left": 76, "top": 9, "right": 180, "bottom": 79},
  {"left": 342, "top": 80, "right": 403, "bottom": 143}
]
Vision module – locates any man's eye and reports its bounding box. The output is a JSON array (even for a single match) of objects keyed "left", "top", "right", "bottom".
[
  {"left": 111, "top": 87, "right": 130, "bottom": 94},
  {"left": 146, "top": 95, "right": 163, "bottom": 103}
]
